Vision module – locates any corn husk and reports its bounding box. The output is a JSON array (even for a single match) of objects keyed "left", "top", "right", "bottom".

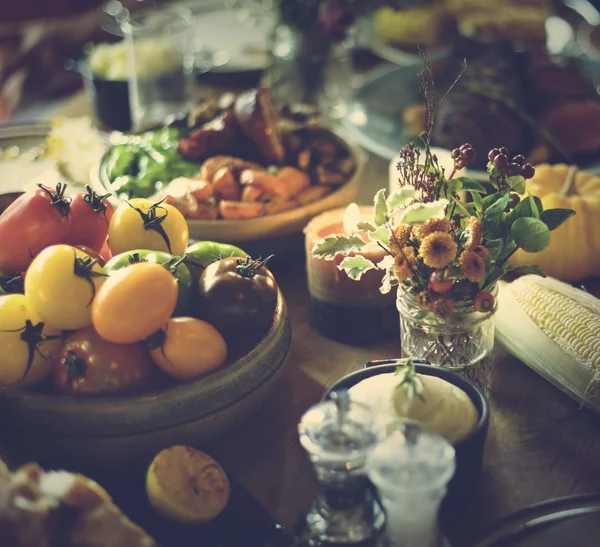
[{"left": 495, "top": 275, "right": 600, "bottom": 414}]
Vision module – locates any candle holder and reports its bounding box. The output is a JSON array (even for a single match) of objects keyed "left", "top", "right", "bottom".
[{"left": 304, "top": 207, "right": 398, "bottom": 346}]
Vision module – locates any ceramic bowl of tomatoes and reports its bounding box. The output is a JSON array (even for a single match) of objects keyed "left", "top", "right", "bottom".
[{"left": 0, "top": 182, "right": 291, "bottom": 469}]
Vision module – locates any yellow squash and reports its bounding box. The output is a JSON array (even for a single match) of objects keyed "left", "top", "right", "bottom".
[{"left": 510, "top": 163, "right": 600, "bottom": 281}]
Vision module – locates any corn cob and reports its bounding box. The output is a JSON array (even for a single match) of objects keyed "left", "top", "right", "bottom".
[{"left": 495, "top": 275, "right": 600, "bottom": 414}]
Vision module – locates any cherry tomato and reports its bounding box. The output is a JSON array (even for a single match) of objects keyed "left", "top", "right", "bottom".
[
  {"left": 99, "top": 239, "right": 113, "bottom": 263},
  {"left": 149, "top": 317, "right": 227, "bottom": 381},
  {"left": 92, "top": 261, "right": 178, "bottom": 343},
  {"left": 183, "top": 241, "right": 247, "bottom": 286},
  {"left": 25, "top": 245, "right": 107, "bottom": 331},
  {"left": 53, "top": 326, "right": 157, "bottom": 395},
  {"left": 428, "top": 270, "right": 453, "bottom": 293},
  {"left": 108, "top": 198, "right": 189, "bottom": 256},
  {"left": 474, "top": 291, "right": 495, "bottom": 313},
  {"left": 196, "top": 256, "right": 278, "bottom": 343},
  {"left": 0, "top": 183, "right": 71, "bottom": 274},
  {"left": 63, "top": 186, "right": 114, "bottom": 251},
  {"left": 105, "top": 249, "right": 192, "bottom": 316},
  {"left": 75, "top": 245, "right": 106, "bottom": 267},
  {"left": 0, "top": 294, "right": 62, "bottom": 388}
]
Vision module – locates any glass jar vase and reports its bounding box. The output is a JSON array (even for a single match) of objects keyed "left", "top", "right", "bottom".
[{"left": 396, "top": 286, "right": 498, "bottom": 396}]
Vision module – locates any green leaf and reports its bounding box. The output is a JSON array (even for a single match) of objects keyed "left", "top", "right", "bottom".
[
  {"left": 483, "top": 265, "right": 505, "bottom": 290},
  {"left": 484, "top": 194, "right": 510, "bottom": 222},
  {"left": 483, "top": 191, "right": 507, "bottom": 207},
  {"left": 338, "top": 256, "right": 377, "bottom": 281},
  {"left": 451, "top": 196, "right": 471, "bottom": 218},
  {"left": 531, "top": 195, "right": 544, "bottom": 214},
  {"left": 446, "top": 178, "right": 463, "bottom": 194},
  {"left": 311, "top": 234, "right": 366, "bottom": 260},
  {"left": 510, "top": 217, "right": 551, "bottom": 253},
  {"left": 471, "top": 190, "right": 483, "bottom": 212},
  {"left": 506, "top": 175, "right": 526, "bottom": 195},
  {"left": 401, "top": 199, "right": 449, "bottom": 224},
  {"left": 380, "top": 259, "right": 399, "bottom": 295},
  {"left": 485, "top": 238, "right": 504, "bottom": 262},
  {"left": 539, "top": 208, "right": 576, "bottom": 231},
  {"left": 508, "top": 196, "right": 539, "bottom": 230},
  {"left": 506, "top": 264, "right": 547, "bottom": 277},
  {"left": 368, "top": 226, "right": 390, "bottom": 246},
  {"left": 455, "top": 177, "right": 487, "bottom": 193},
  {"left": 373, "top": 189, "right": 388, "bottom": 226},
  {"left": 357, "top": 221, "right": 376, "bottom": 232},
  {"left": 387, "top": 186, "right": 416, "bottom": 212}
]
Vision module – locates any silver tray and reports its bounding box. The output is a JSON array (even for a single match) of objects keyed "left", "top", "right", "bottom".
[
  {"left": 475, "top": 495, "right": 600, "bottom": 547},
  {"left": 342, "top": 58, "right": 600, "bottom": 175}
]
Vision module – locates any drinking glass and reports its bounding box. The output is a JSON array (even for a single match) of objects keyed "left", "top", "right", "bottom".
[{"left": 120, "top": 5, "right": 195, "bottom": 131}]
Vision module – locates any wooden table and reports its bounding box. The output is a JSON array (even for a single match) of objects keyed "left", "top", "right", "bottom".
[{"left": 52, "top": 93, "right": 600, "bottom": 546}]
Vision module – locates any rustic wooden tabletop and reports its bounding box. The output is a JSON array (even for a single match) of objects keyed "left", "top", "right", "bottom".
[{"left": 48, "top": 91, "right": 600, "bottom": 547}]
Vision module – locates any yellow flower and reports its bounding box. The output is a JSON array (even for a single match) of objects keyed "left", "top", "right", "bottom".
[
  {"left": 471, "top": 244, "right": 491, "bottom": 261},
  {"left": 393, "top": 253, "right": 413, "bottom": 282},
  {"left": 400, "top": 246, "right": 418, "bottom": 268},
  {"left": 390, "top": 224, "right": 413, "bottom": 255},
  {"left": 414, "top": 217, "right": 450, "bottom": 240},
  {"left": 419, "top": 232, "right": 457, "bottom": 269},
  {"left": 432, "top": 298, "right": 455, "bottom": 320},
  {"left": 464, "top": 217, "right": 482, "bottom": 249},
  {"left": 459, "top": 250, "right": 486, "bottom": 283}
]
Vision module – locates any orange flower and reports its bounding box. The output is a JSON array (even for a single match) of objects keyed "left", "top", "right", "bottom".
[
  {"left": 390, "top": 224, "right": 413, "bottom": 255},
  {"left": 419, "top": 232, "right": 458, "bottom": 269},
  {"left": 414, "top": 217, "right": 450, "bottom": 240},
  {"left": 464, "top": 217, "right": 482, "bottom": 249},
  {"left": 393, "top": 256, "right": 413, "bottom": 282},
  {"left": 471, "top": 244, "right": 491, "bottom": 261},
  {"left": 402, "top": 246, "right": 419, "bottom": 268},
  {"left": 459, "top": 250, "right": 486, "bottom": 283}
]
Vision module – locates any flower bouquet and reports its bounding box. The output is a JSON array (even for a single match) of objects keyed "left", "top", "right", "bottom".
[{"left": 311, "top": 61, "right": 576, "bottom": 393}]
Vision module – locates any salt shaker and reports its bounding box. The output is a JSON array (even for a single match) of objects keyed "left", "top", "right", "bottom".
[
  {"left": 298, "top": 390, "right": 385, "bottom": 546},
  {"left": 366, "top": 424, "right": 455, "bottom": 547}
]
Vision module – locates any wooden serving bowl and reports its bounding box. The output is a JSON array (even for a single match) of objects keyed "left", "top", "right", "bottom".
[
  {"left": 0, "top": 291, "right": 291, "bottom": 470},
  {"left": 93, "top": 128, "right": 366, "bottom": 246}
]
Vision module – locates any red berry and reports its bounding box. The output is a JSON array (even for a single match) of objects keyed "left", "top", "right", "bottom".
[
  {"left": 474, "top": 291, "right": 495, "bottom": 313},
  {"left": 429, "top": 270, "right": 453, "bottom": 293},
  {"left": 460, "top": 143, "right": 472, "bottom": 152},
  {"left": 488, "top": 148, "right": 500, "bottom": 161},
  {"left": 461, "top": 148, "right": 476, "bottom": 162},
  {"left": 512, "top": 155, "right": 525, "bottom": 166},
  {"left": 493, "top": 154, "right": 508, "bottom": 168},
  {"left": 507, "top": 162, "right": 522, "bottom": 175},
  {"left": 522, "top": 163, "right": 535, "bottom": 179},
  {"left": 451, "top": 148, "right": 461, "bottom": 159},
  {"left": 499, "top": 147, "right": 509, "bottom": 156}
]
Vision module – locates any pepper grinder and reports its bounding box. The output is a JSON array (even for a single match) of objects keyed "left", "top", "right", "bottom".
[
  {"left": 366, "top": 424, "right": 455, "bottom": 547},
  {"left": 298, "top": 390, "right": 385, "bottom": 546}
]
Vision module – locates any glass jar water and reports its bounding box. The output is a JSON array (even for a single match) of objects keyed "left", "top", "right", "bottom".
[{"left": 396, "top": 285, "right": 498, "bottom": 396}]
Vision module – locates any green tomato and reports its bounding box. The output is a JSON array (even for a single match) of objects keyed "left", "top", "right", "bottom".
[
  {"left": 104, "top": 249, "right": 192, "bottom": 317},
  {"left": 183, "top": 241, "right": 248, "bottom": 285}
]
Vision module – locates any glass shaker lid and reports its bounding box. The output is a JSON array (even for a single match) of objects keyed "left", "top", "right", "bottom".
[
  {"left": 298, "top": 390, "right": 379, "bottom": 466},
  {"left": 367, "top": 424, "right": 456, "bottom": 493}
]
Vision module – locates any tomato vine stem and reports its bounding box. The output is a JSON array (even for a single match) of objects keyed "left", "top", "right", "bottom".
[
  {"left": 235, "top": 255, "right": 274, "bottom": 279},
  {"left": 126, "top": 199, "right": 172, "bottom": 253},
  {"left": 83, "top": 185, "right": 112, "bottom": 216},
  {"left": 37, "top": 182, "right": 71, "bottom": 217},
  {"left": 73, "top": 252, "right": 108, "bottom": 306}
]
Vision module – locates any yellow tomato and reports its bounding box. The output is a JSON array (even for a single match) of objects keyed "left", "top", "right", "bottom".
[
  {"left": 25, "top": 244, "right": 106, "bottom": 331},
  {"left": 0, "top": 294, "right": 62, "bottom": 388},
  {"left": 92, "top": 261, "right": 178, "bottom": 343},
  {"left": 149, "top": 317, "right": 227, "bottom": 381},
  {"left": 108, "top": 198, "right": 189, "bottom": 256}
]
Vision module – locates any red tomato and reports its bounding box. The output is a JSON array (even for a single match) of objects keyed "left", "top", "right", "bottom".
[
  {"left": 54, "top": 326, "right": 157, "bottom": 395},
  {"left": 0, "top": 183, "right": 71, "bottom": 273},
  {"left": 99, "top": 239, "right": 113, "bottom": 263},
  {"left": 428, "top": 270, "right": 453, "bottom": 293},
  {"left": 63, "top": 186, "right": 114, "bottom": 251}
]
